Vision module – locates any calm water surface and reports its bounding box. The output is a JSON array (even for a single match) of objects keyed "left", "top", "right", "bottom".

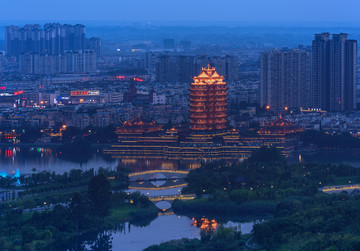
[{"left": 2, "top": 147, "right": 358, "bottom": 250}]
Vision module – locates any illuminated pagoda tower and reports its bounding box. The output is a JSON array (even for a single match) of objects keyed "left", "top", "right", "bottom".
[{"left": 190, "top": 65, "right": 227, "bottom": 131}]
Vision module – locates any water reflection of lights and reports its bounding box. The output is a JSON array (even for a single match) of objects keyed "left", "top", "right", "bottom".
[
  {"left": 4, "top": 148, "right": 16, "bottom": 157},
  {"left": 190, "top": 163, "right": 201, "bottom": 170},
  {"left": 170, "top": 176, "right": 179, "bottom": 183},
  {"left": 192, "top": 217, "right": 218, "bottom": 231},
  {"left": 150, "top": 173, "right": 167, "bottom": 187},
  {"left": 121, "top": 159, "right": 138, "bottom": 165},
  {"left": 136, "top": 178, "right": 144, "bottom": 185},
  {"left": 158, "top": 211, "right": 175, "bottom": 216},
  {"left": 161, "top": 163, "right": 175, "bottom": 169}
]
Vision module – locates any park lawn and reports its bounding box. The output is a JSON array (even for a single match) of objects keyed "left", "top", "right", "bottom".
[{"left": 104, "top": 204, "right": 143, "bottom": 226}]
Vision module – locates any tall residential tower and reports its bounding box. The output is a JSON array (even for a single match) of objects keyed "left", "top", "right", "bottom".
[
  {"left": 312, "top": 33, "right": 357, "bottom": 111},
  {"left": 260, "top": 48, "right": 311, "bottom": 111}
]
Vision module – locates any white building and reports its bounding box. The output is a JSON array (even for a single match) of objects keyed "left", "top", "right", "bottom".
[{"left": 152, "top": 93, "right": 166, "bottom": 105}]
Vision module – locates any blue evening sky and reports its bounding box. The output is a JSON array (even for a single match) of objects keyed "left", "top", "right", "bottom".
[{"left": 1, "top": 0, "right": 359, "bottom": 25}]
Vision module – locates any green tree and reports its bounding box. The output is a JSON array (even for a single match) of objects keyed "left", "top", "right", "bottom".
[
  {"left": 21, "top": 225, "right": 38, "bottom": 244},
  {"left": 88, "top": 174, "right": 112, "bottom": 217}
]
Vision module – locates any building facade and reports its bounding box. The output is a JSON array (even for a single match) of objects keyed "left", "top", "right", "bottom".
[
  {"left": 5, "top": 23, "right": 100, "bottom": 58},
  {"left": 260, "top": 48, "right": 311, "bottom": 111},
  {"left": 19, "top": 50, "right": 96, "bottom": 74},
  {"left": 156, "top": 55, "right": 239, "bottom": 82},
  {"left": 190, "top": 65, "right": 227, "bottom": 131},
  {"left": 312, "top": 33, "right": 357, "bottom": 112}
]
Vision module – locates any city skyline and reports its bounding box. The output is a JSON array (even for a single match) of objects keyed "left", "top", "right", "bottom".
[{"left": 1, "top": 1, "right": 360, "bottom": 250}]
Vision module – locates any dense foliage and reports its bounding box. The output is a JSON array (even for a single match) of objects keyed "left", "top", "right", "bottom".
[
  {"left": 253, "top": 192, "right": 360, "bottom": 250},
  {"left": 169, "top": 147, "right": 360, "bottom": 250},
  {"left": 146, "top": 225, "right": 247, "bottom": 251},
  {"left": 0, "top": 168, "right": 157, "bottom": 250},
  {"left": 301, "top": 130, "right": 360, "bottom": 149}
]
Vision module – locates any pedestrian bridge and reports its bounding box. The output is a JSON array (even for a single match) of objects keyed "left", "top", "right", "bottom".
[
  {"left": 149, "top": 194, "right": 196, "bottom": 202},
  {"left": 128, "top": 170, "right": 189, "bottom": 182},
  {"left": 150, "top": 194, "right": 196, "bottom": 211},
  {"left": 320, "top": 184, "right": 360, "bottom": 194}
]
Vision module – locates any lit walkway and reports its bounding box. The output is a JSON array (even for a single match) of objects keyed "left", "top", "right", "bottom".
[
  {"left": 148, "top": 194, "right": 196, "bottom": 202},
  {"left": 320, "top": 184, "right": 360, "bottom": 194}
]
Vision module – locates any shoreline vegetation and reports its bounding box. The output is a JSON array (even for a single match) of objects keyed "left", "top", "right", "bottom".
[
  {"left": 0, "top": 167, "right": 157, "bottom": 251},
  {"left": 2, "top": 129, "right": 360, "bottom": 152},
  {"left": 1, "top": 146, "right": 360, "bottom": 250},
  {"left": 146, "top": 146, "right": 360, "bottom": 250}
]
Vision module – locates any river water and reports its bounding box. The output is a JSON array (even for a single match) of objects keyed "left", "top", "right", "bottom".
[{"left": 1, "top": 147, "right": 359, "bottom": 250}]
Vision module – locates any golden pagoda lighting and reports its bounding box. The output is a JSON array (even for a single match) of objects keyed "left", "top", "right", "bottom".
[{"left": 189, "top": 65, "right": 227, "bottom": 131}]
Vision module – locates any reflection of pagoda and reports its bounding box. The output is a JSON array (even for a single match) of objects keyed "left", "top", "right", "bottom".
[{"left": 190, "top": 65, "right": 227, "bottom": 131}]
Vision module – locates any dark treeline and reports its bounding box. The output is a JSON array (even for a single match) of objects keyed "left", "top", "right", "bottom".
[
  {"left": 253, "top": 192, "right": 360, "bottom": 250},
  {"left": 0, "top": 170, "right": 157, "bottom": 251},
  {"left": 182, "top": 147, "right": 357, "bottom": 198},
  {"left": 146, "top": 225, "right": 246, "bottom": 251},
  {"left": 156, "top": 146, "right": 360, "bottom": 250},
  {"left": 301, "top": 130, "right": 360, "bottom": 149}
]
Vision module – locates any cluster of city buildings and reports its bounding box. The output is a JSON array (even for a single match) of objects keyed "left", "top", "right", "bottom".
[
  {"left": 261, "top": 33, "right": 357, "bottom": 112},
  {"left": 5, "top": 24, "right": 100, "bottom": 74},
  {"left": 156, "top": 55, "right": 239, "bottom": 82},
  {"left": 1, "top": 23, "right": 360, "bottom": 159}
]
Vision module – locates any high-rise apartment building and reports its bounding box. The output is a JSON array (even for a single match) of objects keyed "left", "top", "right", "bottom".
[
  {"left": 260, "top": 48, "right": 311, "bottom": 111},
  {"left": 155, "top": 55, "right": 178, "bottom": 82},
  {"left": 156, "top": 55, "right": 239, "bottom": 82},
  {"left": 0, "top": 52, "right": 4, "bottom": 73},
  {"left": 312, "top": 33, "right": 357, "bottom": 111},
  {"left": 19, "top": 50, "right": 96, "bottom": 75},
  {"left": 5, "top": 24, "right": 99, "bottom": 57},
  {"left": 86, "top": 37, "right": 101, "bottom": 57}
]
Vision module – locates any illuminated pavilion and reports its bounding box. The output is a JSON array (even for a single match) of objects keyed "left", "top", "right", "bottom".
[
  {"left": 240, "top": 115, "right": 304, "bottom": 156},
  {"left": 190, "top": 65, "right": 227, "bottom": 131},
  {"left": 105, "top": 66, "right": 250, "bottom": 161},
  {"left": 105, "top": 67, "right": 302, "bottom": 161}
]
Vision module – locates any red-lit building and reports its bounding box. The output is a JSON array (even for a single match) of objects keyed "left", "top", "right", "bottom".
[
  {"left": 116, "top": 116, "right": 162, "bottom": 137},
  {"left": 69, "top": 90, "right": 100, "bottom": 104},
  {"left": 190, "top": 65, "right": 227, "bottom": 131},
  {"left": 0, "top": 90, "right": 24, "bottom": 107}
]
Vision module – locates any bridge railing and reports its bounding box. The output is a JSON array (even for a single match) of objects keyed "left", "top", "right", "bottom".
[
  {"left": 129, "top": 170, "right": 189, "bottom": 177},
  {"left": 148, "top": 194, "right": 196, "bottom": 202},
  {"left": 320, "top": 184, "right": 360, "bottom": 192}
]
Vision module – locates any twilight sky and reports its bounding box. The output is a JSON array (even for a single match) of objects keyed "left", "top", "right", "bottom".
[{"left": 1, "top": 0, "right": 359, "bottom": 24}]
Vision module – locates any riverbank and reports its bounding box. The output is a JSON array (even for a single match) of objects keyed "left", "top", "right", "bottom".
[
  {"left": 173, "top": 199, "right": 276, "bottom": 217},
  {"left": 0, "top": 142, "right": 112, "bottom": 149}
]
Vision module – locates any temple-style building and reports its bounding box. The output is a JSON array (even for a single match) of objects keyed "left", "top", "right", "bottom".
[
  {"left": 241, "top": 116, "right": 303, "bottom": 156},
  {"left": 105, "top": 66, "right": 303, "bottom": 161},
  {"left": 258, "top": 116, "right": 303, "bottom": 155},
  {"left": 190, "top": 65, "right": 227, "bottom": 131}
]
